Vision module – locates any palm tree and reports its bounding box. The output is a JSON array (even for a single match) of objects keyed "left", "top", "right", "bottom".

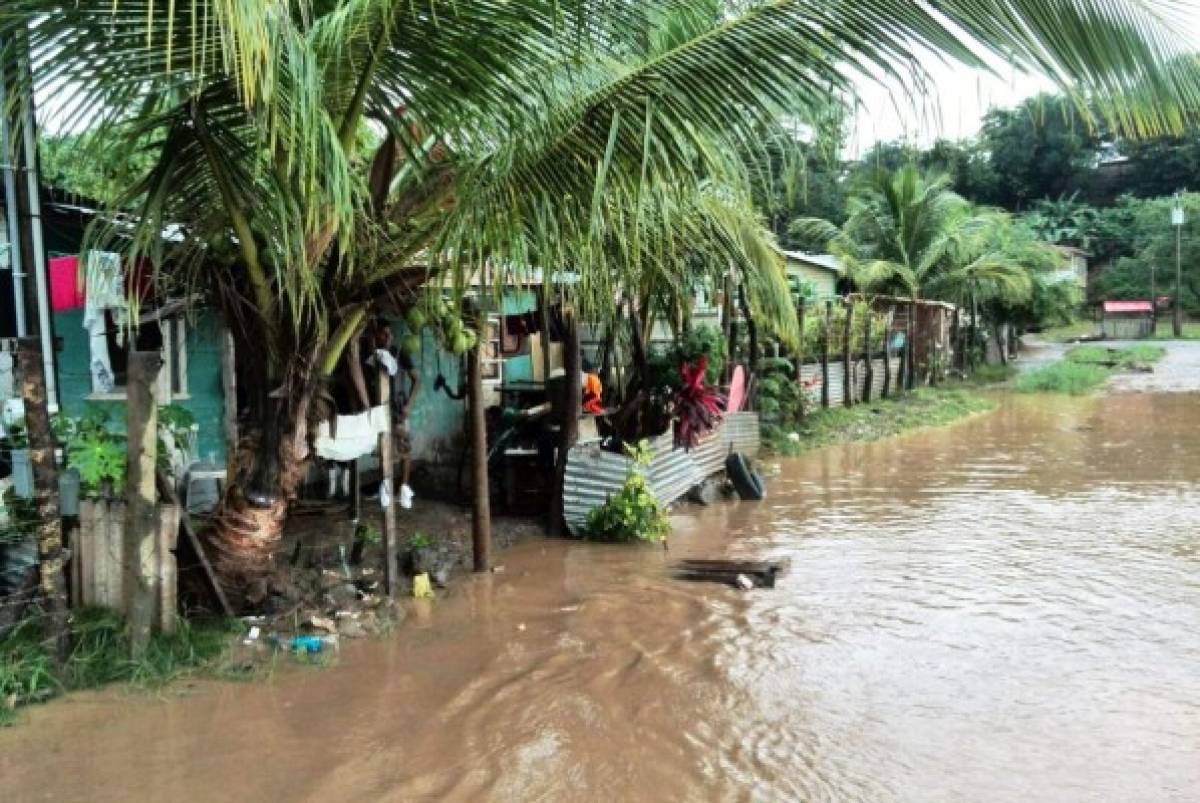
[
  {"left": 4, "top": 1, "right": 1197, "bottom": 604},
  {"left": 796, "top": 167, "right": 1043, "bottom": 382}
]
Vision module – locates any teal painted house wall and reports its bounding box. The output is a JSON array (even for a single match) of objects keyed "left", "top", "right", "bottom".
[
  {"left": 390, "top": 289, "right": 539, "bottom": 464},
  {"left": 52, "top": 308, "right": 228, "bottom": 462}
]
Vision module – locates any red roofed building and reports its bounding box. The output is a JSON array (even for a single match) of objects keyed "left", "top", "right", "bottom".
[{"left": 1100, "top": 300, "right": 1154, "bottom": 338}]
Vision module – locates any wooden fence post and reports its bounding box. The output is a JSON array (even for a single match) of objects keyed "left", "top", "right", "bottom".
[
  {"left": 125, "top": 351, "right": 161, "bottom": 657},
  {"left": 820, "top": 300, "right": 831, "bottom": 409},
  {"left": 16, "top": 338, "right": 68, "bottom": 662},
  {"left": 905, "top": 298, "right": 917, "bottom": 391},
  {"left": 881, "top": 312, "right": 892, "bottom": 399},
  {"left": 467, "top": 304, "right": 492, "bottom": 570},
  {"left": 737, "top": 283, "right": 759, "bottom": 407},
  {"left": 796, "top": 298, "right": 806, "bottom": 417},
  {"left": 220, "top": 327, "right": 238, "bottom": 462},
  {"left": 378, "top": 369, "right": 399, "bottom": 596},
  {"left": 842, "top": 301, "right": 853, "bottom": 408},
  {"left": 548, "top": 305, "right": 581, "bottom": 538},
  {"left": 862, "top": 310, "right": 874, "bottom": 403}
]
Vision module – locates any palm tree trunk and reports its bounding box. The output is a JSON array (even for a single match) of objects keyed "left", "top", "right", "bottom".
[{"left": 203, "top": 319, "right": 326, "bottom": 610}]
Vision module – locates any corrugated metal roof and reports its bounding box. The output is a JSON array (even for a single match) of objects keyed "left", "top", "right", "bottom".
[
  {"left": 1103, "top": 300, "right": 1153, "bottom": 314},
  {"left": 782, "top": 251, "right": 842, "bottom": 273}
]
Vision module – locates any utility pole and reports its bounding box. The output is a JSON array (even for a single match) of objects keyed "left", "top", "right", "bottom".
[
  {"left": 1150, "top": 261, "right": 1157, "bottom": 334},
  {"left": 1171, "top": 191, "right": 1185, "bottom": 338}
]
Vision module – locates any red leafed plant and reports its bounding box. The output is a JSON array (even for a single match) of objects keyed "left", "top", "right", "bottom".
[{"left": 673, "top": 356, "right": 725, "bottom": 450}]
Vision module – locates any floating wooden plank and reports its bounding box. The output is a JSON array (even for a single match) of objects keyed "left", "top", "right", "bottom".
[{"left": 672, "top": 558, "right": 787, "bottom": 589}]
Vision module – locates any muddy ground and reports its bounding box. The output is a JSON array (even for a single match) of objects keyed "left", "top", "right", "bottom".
[{"left": 216, "top": 497, "right": 544, "bottom": 658}]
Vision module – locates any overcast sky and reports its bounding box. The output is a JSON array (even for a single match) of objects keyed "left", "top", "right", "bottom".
[
  {"left": 844, "top": 4, "right": 1200, "bottom": 156},
  {"left": 845, "top": 64, "right": 1055, "bottom": 156}
]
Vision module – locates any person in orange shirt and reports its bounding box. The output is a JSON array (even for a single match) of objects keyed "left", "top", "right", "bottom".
[{"left": 581, "top": 359, "right": 604, "bottom": 415}]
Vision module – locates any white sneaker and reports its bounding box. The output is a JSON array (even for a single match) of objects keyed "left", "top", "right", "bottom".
[{"left": 400, "top": 483, "right": 414, "bottom": 509}]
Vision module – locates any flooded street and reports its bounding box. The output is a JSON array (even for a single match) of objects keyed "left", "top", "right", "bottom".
[{"left": 4, "top": 392, "right": 1200, "bottom": 802}]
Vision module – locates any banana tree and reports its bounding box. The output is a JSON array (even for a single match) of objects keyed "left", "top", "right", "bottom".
[{"left": 4, "top": 1, "right": 1198, "bottom": 606}]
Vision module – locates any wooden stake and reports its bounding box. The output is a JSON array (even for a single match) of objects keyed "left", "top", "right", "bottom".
[
  {"left": 882, "top": 312, "right": 893, "bottom": 399},
  {"left": 796, "top": 298, "right": 807, "bottom": 418},
  {"left": 820, "top": 301, "right": 831, "bottom": 409},
  {"left": 548, "top": 305, "right": 581, "bottom": 538},
  {"left": 906, "top": 298, "right": 917, "bottom": 391},
  {"left": 862, "top": 309, "right": 874, "bottom": 403},
  {"left": 378, "top": 369, "right": 399, "bottom": 595},
  {"left": 124, "top": 351, "right": 161, "bottom": 657},
  {"left": 16, "top": 338, "right": 68, "bottom": 662},
  {"left": 736, "top": 284, "right": 759, "bottom": 407},
  {"left": 842, "top": 301, "right": 853, "bottom": 407},
  {"left": 467, "top": 303, "right": 491, "bottom": 570},
  {"left": 220, "top": 327, "right": 238, "bottom": 462}
]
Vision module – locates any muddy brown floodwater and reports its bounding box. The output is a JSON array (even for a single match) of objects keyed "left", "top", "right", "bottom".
[{"left": 4, "top": 393, "right": 1200, "bottom": 802}]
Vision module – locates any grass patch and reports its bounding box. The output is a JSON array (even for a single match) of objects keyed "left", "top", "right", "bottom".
[
  {"left": 765, "top": 387, "right": 995, "bottom": 457},
  {"left": 1, "top": 608, "right": 241, "bottom": 726},
  {"left": 1066, "top": 344, "right": 1166, "bottom": 367},
  {"left": 1015, "top": 361, "right": 1111, "bottom": 395}
]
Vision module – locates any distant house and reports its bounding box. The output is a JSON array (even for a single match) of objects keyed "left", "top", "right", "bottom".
[
  {"left": 1051, "top": 245, "right": 1089, "bottom": 291},
  {"left": 1100, "top": 300, "right": 1154, "bottom": 339},
  {"left": 782, "top": 251, "right": 842, "bottom": 300}
]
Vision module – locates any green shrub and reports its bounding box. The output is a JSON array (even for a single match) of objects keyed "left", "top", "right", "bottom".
[
  {"left": 583, "top": 441, "right": 670, "bottom": 544},
  {"left": 966, "top": 363, "right": 1017, "bottom": 385},
  {"left": 646, "top": 325, "right": 725, "bottom": 390},
  {"left": 1015, "top": 362, "right": 1111, "bottom": 395}
]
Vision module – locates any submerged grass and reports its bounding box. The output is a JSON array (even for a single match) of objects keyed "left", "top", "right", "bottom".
[
  {"left": 1016, "top": 343, "right": 1167, "bottom": 397},
  {"left": 1, "top": 608, "right": 242, "bottom": 726},
  {"left": 1066, "top": 344, "right": 1166, "bottom": 367},
  {"left": 765, "top": 387, "right": 995, "bottom": 457},
  {"left": 1015, "top": 362, "right": 1111, "bottom": 395}
]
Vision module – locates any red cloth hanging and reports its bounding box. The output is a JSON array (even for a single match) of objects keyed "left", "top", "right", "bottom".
[{"left": 49, "top": 256, "right": 85, "bottom": 311}]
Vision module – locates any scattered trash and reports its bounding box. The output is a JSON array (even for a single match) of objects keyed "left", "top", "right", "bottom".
[
  {"left": 735, "top": 574, "right": 754, "bottom": 591},
  {"left": 787, "top": 432, "right": 801, "bottom": 443},
  {"left": 242, "top": 626, "right": 261, "bottom": 645},
  {"left": 491, "top": 565, "right": 506, "bottom": 574},
  {"left": 432, "top": 567, "right": 450, "bottom": 588},
  {"left": 289, "top": 635, "right": 326, "bottom": 654},
  {"left": 307, "top": 615, "right": 337, "bottom": 633},
  {"left": 413, "top": 572, "right": 434, "bottom": 598},
  {"left": 517, "top": 623, "right": 526, "bottom": 632}
]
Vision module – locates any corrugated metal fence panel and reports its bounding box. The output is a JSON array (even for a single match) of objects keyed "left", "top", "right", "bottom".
[
  {"left": 690, "top": 427, "right": 729, "bottom": 478},
  {"left": 724, "top": 411, "right": 761, "bottom": 456},
  {"left": 563, "top": 415, "right": 763, "bottom": 535},
  {"left": 645, "top": 431, "right": 705, "bottom": 511},
  {"left": 563, "top": 443, "right": 637, "bottom": 535},
  {"left": 796, "top": 361, "right": 845, "bottom": 406}
]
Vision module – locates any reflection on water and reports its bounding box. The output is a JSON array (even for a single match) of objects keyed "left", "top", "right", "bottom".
[{"left": 4, "top": 394, "right": 1200, "bottom": 802}]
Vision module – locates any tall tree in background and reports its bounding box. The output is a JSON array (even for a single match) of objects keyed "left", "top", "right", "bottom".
[
  {"left": 981, "top": 94, "right": 1104, "bottom": 210},
  {"left": 4, "top": 0, "right": 1198, "bottom": 605}
]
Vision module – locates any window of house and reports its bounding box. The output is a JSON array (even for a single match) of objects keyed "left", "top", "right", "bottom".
[{"left": 88, "top": 312, "right": 188, "bottom": 402}]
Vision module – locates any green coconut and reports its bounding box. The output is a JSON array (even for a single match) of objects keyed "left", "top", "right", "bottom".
[
  {"left": 451, "top": 332, "right": 471, "bottom": 355},
  {"left": 405, "top": 307, "right": 426, "bottom": 331},
  {"left": 401, "top": 334, "right": 421, "bottom": 356}
]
